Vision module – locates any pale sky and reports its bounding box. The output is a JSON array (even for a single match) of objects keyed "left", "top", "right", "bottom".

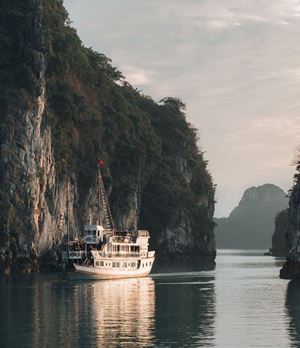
[{"left": 64, "top": 0, "right": 300, "bottom": 217}]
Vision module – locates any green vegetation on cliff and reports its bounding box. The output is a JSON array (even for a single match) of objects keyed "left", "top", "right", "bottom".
[
  {"left": 279, "top": 152, "right": 300, "bottom": 278},
  {"left": 0, "top": 1, "right": 41, "bottom": 98},
  {"left": 0, "top": 0, "right": 215, "bottom": 269},
  {"left": 42, "top": 0, "right": 214, "bottom": 246}
]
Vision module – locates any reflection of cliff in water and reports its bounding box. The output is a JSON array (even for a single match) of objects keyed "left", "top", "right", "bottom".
[
  {"left": 153, "top": 258, "right": 216, "bottom": 273},
  {"left": 0, "top": 275, "right": 155, "bottom": 347},
  {"left": 286, "top": 280, "right": 300, "bottom": 347},
  {"left": 153, "top": 273, "right": 215, "bottom": 347}
]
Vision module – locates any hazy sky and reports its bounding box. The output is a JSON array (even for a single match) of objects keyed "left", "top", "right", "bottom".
[{"left": 64, "top": 0, "right": 300, "bottom": 217}]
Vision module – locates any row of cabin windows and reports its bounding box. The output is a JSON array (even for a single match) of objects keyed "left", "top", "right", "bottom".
[
  {"left": 110, "top": 245, "right": 140, "bottom": 252},
  {"left": 95, "top": 261, "right": 137, "bottom": 268},
  {"left": 141, "top": 262, "right": 152, "bottom": 267}
]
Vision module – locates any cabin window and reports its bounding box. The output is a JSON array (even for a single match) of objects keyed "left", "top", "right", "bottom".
[
  {"left": 95, "top": 261, "right": 99, "bottom": 266},
  {"left": 100, "top": 261, "right": 104, "bottom": 267},
  {"left": 113, "top": 245, "right": 120, "bottom": 252},
  {"left": 122, "top": 262, "right": 127, "bottom": 267},
  {"left": 131, "top": 262, "right": 135, "bottom": 267},
  {"left": 146, "top": 263, "right": 148, "bottom": 266},
  {"left": 105, "top": 263, "right": 108, "bottom": 266}
]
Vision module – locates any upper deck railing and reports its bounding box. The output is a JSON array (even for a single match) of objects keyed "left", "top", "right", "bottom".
[{"left": 92, "top": 250, "right": 155, "bottom": 259}]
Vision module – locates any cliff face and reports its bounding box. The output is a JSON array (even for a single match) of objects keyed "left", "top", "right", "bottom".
[
  {"left": 215, "top": 184, "right": 288, "bottom": 249},
  {"left": 0, "top": 0, "right": 53, "bottom": 272},
  {"left": 280, "top": 175, "right": 300, "bottom": 279},
  {"left": 271, "top": 209, "right": 288, "bottom": 257},
  {"left": 0, "top": 0, "right": 215, "bottom": 273}
]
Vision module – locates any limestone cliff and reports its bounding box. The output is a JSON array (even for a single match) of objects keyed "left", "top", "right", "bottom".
[
  {"left": 271, "top": 209, "right": 288, "bottom": 257},
  {"left": 0, "top": 0, "right": 215, "bottom": 273},
  {"left": 280, "top": 174, "right": 300, "bottom": 279}
]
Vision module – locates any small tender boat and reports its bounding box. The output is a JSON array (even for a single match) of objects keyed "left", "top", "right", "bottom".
[{"left": 63, "top": 161, "right": 156, "bottom": 280}]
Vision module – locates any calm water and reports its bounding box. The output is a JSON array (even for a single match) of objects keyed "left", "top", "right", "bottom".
[{"left": 1, "top": 250, "right": 300, "bottom": 347}]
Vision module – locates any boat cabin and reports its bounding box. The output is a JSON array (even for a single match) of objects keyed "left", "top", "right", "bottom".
[{"left": 83, "top": 224, "right": 104, "bottom": 244}]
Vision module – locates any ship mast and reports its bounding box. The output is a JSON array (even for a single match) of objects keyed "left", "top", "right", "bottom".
[{"left": 97, "top": 160, "right": 115, "bottom": 231}]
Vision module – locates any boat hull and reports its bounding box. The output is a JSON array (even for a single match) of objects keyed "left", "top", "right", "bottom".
[{"left": 68, "top": 258, "right": 155, "bottom": 280}]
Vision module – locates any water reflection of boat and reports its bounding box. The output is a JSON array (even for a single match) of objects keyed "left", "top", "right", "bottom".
[
  {"left": 0, "top": 275, "right": 155, "bottom": 347},
  {"left": 91, "top": 277, "right": 155, "bottom": 346}
]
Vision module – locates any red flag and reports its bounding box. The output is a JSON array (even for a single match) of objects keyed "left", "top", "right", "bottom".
[{"left": 97, "top": 159, "right": 105, "bottom": 167}]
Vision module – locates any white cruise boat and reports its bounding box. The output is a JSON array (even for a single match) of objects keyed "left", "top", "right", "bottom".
[{"left": 64, "top": 161, "right": 156, "bottom": 280}]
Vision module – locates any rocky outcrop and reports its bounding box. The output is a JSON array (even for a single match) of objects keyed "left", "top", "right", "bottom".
[
  {"left": 0, "top": 0, "right": 215, "bottom": 273},
  {"left": 215, "top": 184, "right": 288, "bottom": 249},
  {"left": 280, "top": 175, "right": 300, "bottom": 279},
  {"left": 271, "top": 209, "right": 288, "bottom": 257},
  {"left": 0, "top": 0, "right": 52, "bottom": 272},
  {"left": 157, "top": 195, "right": 215, "bottom": 259}
]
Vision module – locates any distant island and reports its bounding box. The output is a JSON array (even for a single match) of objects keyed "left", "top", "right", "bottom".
[{"left": 215, "top": 184, "right": 288, "bottom": 249}]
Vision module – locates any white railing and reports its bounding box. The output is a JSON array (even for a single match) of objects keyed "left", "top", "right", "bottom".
[
  {"left": 94, "top": 251, "right": 154, "bottom": 259},
  {"left": 97, "top": 251, "right": 141, "bottom": 258}
]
